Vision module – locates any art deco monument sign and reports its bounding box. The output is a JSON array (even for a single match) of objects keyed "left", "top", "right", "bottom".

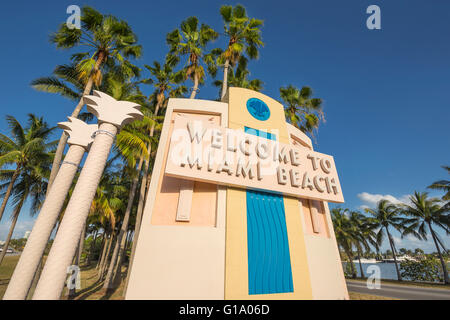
[{"left": 126, "top": 88, "right": 348, "bottom": 300}]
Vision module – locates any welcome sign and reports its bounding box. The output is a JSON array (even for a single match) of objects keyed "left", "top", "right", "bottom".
[{"left": 165, "top": 115, "right": 344, "bottom": 203}]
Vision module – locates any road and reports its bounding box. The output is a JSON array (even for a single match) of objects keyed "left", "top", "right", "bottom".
[
  {"left": 1, "top": 252, "right": 20, "bottom": 256},
  {"left": 346, "top": 280, "right": 450, "bottom": 300}
]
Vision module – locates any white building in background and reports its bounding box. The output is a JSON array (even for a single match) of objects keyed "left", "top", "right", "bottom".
[{"left": 24, "top": 231, "right": 31, "bottom": 239}]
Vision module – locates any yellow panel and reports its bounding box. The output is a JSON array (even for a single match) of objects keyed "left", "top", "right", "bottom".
[
  {"left": 224, "top": 188, "right": 248, "bottom": 299},
  {"left": 227, "top": 87, "right": 290, "bottom": 143},
  {"left": 225, "top": 88, "right": 313, "bottom": 299}
]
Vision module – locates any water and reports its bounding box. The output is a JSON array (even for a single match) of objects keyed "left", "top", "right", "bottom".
[{"left": 343, "top": 262, "right": 399, "bottom": 280}]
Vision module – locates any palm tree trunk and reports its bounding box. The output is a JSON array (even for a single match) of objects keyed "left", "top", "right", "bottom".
[
  {"left": 77, "top": 224, "right": 86, "bottom": 266},
  {"left": 123, "top": 161, "right": 150, "bottom": 295},
  {"left": 0, "top": 203, "right": 22, "bottom": 265},
  {"left": 345, "top": 249, "right": 356, "bottom": 278},
  {"left": 101, "top": 233, "right": 118, "bottom": 279},
  {"left": 112, "top": 230, "right": 130, "bottom": 287},
  {"left": 124, "top": 230, "right": 130, "bottom": 252},
  {"left": 429, "top": 223, "right": 449, "bottom": 284},
  {"left": 47, "top": 53, "right": 105, "bottom": 193},
  {"left": 348, "top": 256, "right": 356, "bottom": 278},
  {"left": 126, "top": 231, "right": 133, "bottom": 250},
  {"left": 357, "top": 249, "right": 365, "bottom": 278},
  {"left": 99, "top": 233, "right": 113, "bottom": 279},
  {"left": 386, "top": 227, "right": 402, "bottom": 281},
  {"left": 96, "top": 231, "right": 106, "bottom": 269},
  {"left": 0, "top": 166, "right": 20, "bottom": 222},
  {"left": 190, "top": 73, "right": 199, "bottom": 99},
  {"left": 114, "top": 234, "right": 125, "bottom": 272},
  {"left": 95, "top": 232, "right": 105, "bottom": 269},
  {"left": 103, "top": 157, "right": 143, "bottom": 291},
  {"left": 87, "top": 229, "right": 98, "bottom": 265},
  {"left": 74, "top": 222, "right": 86, "bottom": 267},
  {"left": 221, "top": 59, "right": 230, "bottom": 101},
  {"left": 337, "top": 244, "right": 345, "bottom": 261},
  {"left": 435, "top": 234, "right": 449, "bottom": 254}
]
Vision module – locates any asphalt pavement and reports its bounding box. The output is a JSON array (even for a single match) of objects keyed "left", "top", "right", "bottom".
[{"left": 346, "top": 280, "right": 450, "bottom": 300}]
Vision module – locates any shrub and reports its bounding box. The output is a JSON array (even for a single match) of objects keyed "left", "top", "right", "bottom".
[
  {"left": 400, "top": 257, "right": 443, "bottom": 282},
  {"left": 343, "top": 261, "right": 356, "bottom": 278}
]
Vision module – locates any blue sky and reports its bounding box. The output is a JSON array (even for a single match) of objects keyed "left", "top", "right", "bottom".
[{"left": 0, "top": 0, "right": 449, "bottom": 253}]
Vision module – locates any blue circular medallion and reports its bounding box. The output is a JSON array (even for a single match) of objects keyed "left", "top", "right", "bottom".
[{"left": 246, "top": 98, "right": 270, "bottom": 121}]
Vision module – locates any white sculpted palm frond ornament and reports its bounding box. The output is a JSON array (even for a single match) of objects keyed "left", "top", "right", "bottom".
[
  {"left": 57, "top": 117, "right": 98, "bottom": 149},
  {"left": 83, "top": 90, "right": 144, "bottom": 127}
]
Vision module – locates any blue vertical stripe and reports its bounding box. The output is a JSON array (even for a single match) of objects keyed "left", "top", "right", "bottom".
[{"left": 245, "top": 127, "right": 293, "bottom": 295}]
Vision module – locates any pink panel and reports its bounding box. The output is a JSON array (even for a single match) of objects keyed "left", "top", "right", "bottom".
[{"left": 151, "top": 112, "right": 220, "bottom": 227}]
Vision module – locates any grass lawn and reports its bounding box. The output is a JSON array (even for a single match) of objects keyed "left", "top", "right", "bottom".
[
  {"left": 348, "top": 291, "right": 397, "bottom": 300},
  {"left": 0, "top": 255, "right": 125, "bottom": 300},
  {"left": 346, "top": 277, "right": 450, "bottom": 290},
  {"left": 0, "top": 255, "right": 20, "bottom": 299},
  {"left": 4, "top": 255, "right": 445, "bottom": 300},
  {"left": 61, "top": 264, "right": 126, "bottom": 300}
]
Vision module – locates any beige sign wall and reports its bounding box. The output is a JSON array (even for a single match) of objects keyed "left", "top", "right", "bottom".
[{"left": 126, "top": 99, "right": 229, "bottom": 300}]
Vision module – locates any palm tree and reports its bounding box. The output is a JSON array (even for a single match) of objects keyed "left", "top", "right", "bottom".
[
  {"left": 102, "top": 154, "right": 145, "bottom": 291},
  {"left": 348, "top": 211, "right": 378, "bottom": 278},
  {"left": 138, "top": 54, "right": 186, "bottom": 153},
  {"left": 90, "top": 169, "right": 124, "bottom": 279},
  {"left": 142, "top": 55, "right": 186, "bottom": 120},
  {"left": 280, "top": 85, "right": 324, "bottom": 137},
  {"left": 105, "top": 67, "right": 186, "bottom": 290},
  {"left": 428, "top": 166, "right": 450, "bottom": 201},
  {"left": 0, "top": 115, "right": 55, "bottom": 222},
  {"left": 122, "top": 56, "right": 187, "bottom": 293},
  {"left": 364, "top": 199, "right": 406, "bottom": 281},
  {"left": 166, "top": 16, "right": 218, "bottom": 99},
  {"left": 331, "top": 208, "right": 358, "bottom": 278},
  {"left": 32, "top": 64, "right": 84, "bottom": 102},
  {"left": 213, "top": 56, "right": 263, "bottom": 96},
  {"left": 32, "top": 62, "right": 139, "bottom": 124},
  {"left": 217, "top": 4, "right": 264, "bottom": 100},
  {"left": 106, "top": 75, "right": 149, "bottom": 268},
  {"left": 46, "top": 6, "right": 142, "bottom": 192},
  {"left": 0, "top": 126, "right": 54, "bottom": 265},
  {"left": 401, "top": 192, "right": 450, "bottom": 284},
  {"left": 414, "top": 248, "right": 425, "bottom": 258},
  {"left": 89, "top": 172, "right": 121, "bottom": 241}
]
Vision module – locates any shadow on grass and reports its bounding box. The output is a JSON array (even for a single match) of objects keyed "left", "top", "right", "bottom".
[
  {"left": 69, "top": 279, "right": 102, "bottom": 300},
  {"left": 68, "top": 264, "right": 125, "bottom": 300}
]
